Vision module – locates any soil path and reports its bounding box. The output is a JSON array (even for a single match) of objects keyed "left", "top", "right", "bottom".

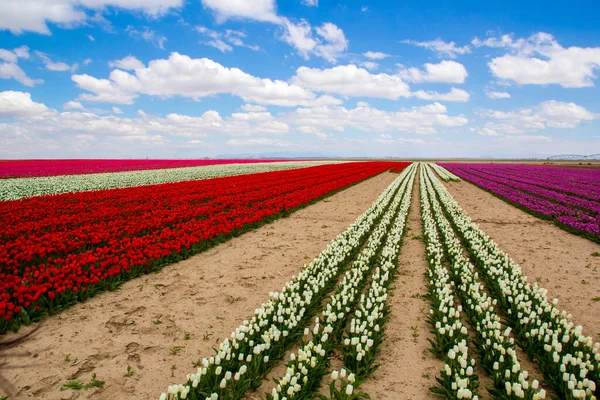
[
  {"left": 358, "top": 175, "right": 443, "bottom": 399},
  {"left": 443, "top": 180, "right": 600, "bottom": 342},
  {"left": 1, "top": 173, "right": 397, "bottom": 400}
]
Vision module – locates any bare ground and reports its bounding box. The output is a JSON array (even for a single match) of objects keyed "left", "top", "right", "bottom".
[
  {"left": 443, "top": 180, "right": 600, "bottom": 343},
  {"left": 0, "top": 172, "right": 397, "bottom": 400},
  {"left": 358, "top": 176, "right": 443, "bottom": 399}
]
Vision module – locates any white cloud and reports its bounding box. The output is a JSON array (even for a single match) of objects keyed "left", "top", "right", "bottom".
[
  {"left": 126, "top": 26, "right": 167, "bottom": 49},
  {"left": 397, "top": 60, "right": 468, "bottom": 83},
  {"left": 282, "top": 102, "right": 468, "bottom": 135},
  {"left": 241, "top": 104, "right": 268, "bottom": 112},
  {"left": 35, "top": 50, "right": 73, "bottom": 72},
  {"left": 200, "top": 0, "right": 280, "bottom": 24},
  {"left": 0, "top": 62, "right": 43, "bottom": 87},
  {"left": 83, "top": 58, "right": 92, "bottom": 66},
  {"left": 0, "top": 0, "right": 183, "bottom": 35},
  {"left": 401, "top": 38, "right": 471, "bottom": 58},
  {"left": 73, "top": 52, "right": 341, "bottom": 107},
  {"left": 0, "top": 91, "right": 50, "bottom": 116},
  {"left": 64, "top": 100, "right": 84, "bottom": 110},
  {"left": 109, "top": 55, "right": 144, "bottom": 70},
  {"left": 112, "top": 106, "right": 123, "bottom": 114},
  {"left": 363, "top": 51, "right": 389, "bottom": 60},
  {"left": 413, "top": 88, "right": 470, "bottom": 102},
  {"left": 292, "top": 64, "right": 469, "bottom": 102},
  {"left": 200, "top": 0, "right": 347, "bottom": 62},
  {"left": 359, "top": 61, "right": 378, "bottom": 70},
  {"left": 281, "top": 20, "right": 348, "bottom": 62},
  {"left": 486, "top": 91, "right": 511, "bottom": 99},
  {"left": 227, "top": 138, "right": 291, "bottom": 147},
  {"left": 301, "top": 0, "right": 318, "bottom": 6},
  {"left": 474, "top": 32, "right": 600, "bottom": 88},
  {"left": 196, "top": 26, "right": 259, "bottom": 52},
  {"left": 479, "top": 100, "right": 597, "bottom": 136},
  {"left": 292, "top": 64, "right": 411, "bottom": 99},
  {"left": 361, "top": 6, "right": 368, "bottom": 12},
  {"left": 313, "top": 23, "right": 348, "bottom": 63},
  {"left": 72, "top": 74, "right": 139, "bottom": 104},
  {"left": 87, "top": 34, "right": 95, "bottom": 41},
  {"left": 0, "top": 46, "right": 30, "bottom": 63}
]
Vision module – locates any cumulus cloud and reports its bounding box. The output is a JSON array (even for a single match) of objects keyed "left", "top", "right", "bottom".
[
  {"left": 0, "top": 46, "right": 41, "bottom": 87},
  {"left": 363, "top": 51, "right": 389, "bottom": 60},
  {"left": 0, "top": 46, "right": 30, "bottom": 63},
  {"left": 413, "top": 88, "right": 470, "bottom": 102},
  {"left": 109, "top": 55, "right": 145, "bottom": 70},
  {"left": 281, "top": 102, "right": 468, "bottom": 135},
  {"left": 64, "top": 100, "right": 84, "bottom": 110},
  {"left": 478, "top": 100, "right": 597, "bottom": 136},
  {"left": 292, "top": 64, "right": 469, "bottom": 102},
  {"left": 359, "top": 61, "right": 378, "bottom": 71},
  {"left": 0, "top": 0, "right": 183, "bottom": 35},
  {"left": 241, "top": 104, "right": 268, "bottom": 112},
  {"left": 485, "top": 91, "right": 511, "bottom": 99},
  {"left": 301, "top": 0, "right": 318, "bottom": 6},
  {"left": 72, "top": 52, "right": 341, "bottom": 107},
  {"left": 292, "top": 64, "right": 411, "bottom": 99},
  {"left": 0, "top": 63, "right": 43, "bottom": 87},
  {"left": 474, "top": 32, "right": 600, "bottom": 88},
  {"left": 397, "top": 60, "right": 468, "bottom": 83},
  {"left": 200, "top": 0, "right": 280, "bottom": 23},
  {"left": 281, "top": 20, "right": 348, "bottom": 62},
  {"left": 401, "top": 38, "right": 471, "bottom": 58},
  {"left": 200, "top": 0, "right": 347, "bottom": 62},
  {"left": 0, "top": 91, "right": 50, "bottom": 116}
]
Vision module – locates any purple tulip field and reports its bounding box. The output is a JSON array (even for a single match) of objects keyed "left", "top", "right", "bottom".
[{"left": 439, "top": 163, "right": 600, "bottom": 242}]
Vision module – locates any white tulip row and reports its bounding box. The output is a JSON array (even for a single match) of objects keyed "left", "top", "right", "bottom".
[
  {"left": 0, "top": 160, "right": 345, "bottom": 200},
  {"left": 267, "top": 164, "right": 417, "bottom": 400},
  {"left": 420, "top": 165, "right": 480, "bottom": 400},
  {"left": 340, "top": 163, "right": 416, "bottom": 383},
  {"left": 160, "top": 165, "right": 413, "bottom": 400},
  {"left": 422, "top": 164, "right": 546, "bottom": 399},
  {"left": 424, "top": 164, "right": 600, "bottom": 400},
  {"left": 428, "top": 163, "right": 461, "bottom": 182}
]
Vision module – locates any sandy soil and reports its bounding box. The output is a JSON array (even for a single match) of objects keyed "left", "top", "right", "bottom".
[
  {"left": 443, "top": 180, "right": 600, "bottom": 342},
  {"left": 0, "top": 172, "right": 397, "bottom": 400},
  {"left": 358, "top": 176, "right": 443, "bottom": 399}
]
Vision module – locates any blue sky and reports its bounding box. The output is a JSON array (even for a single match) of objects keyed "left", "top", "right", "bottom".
[{"left": 0, "top": 0, "right": 599, "bottom": 159}]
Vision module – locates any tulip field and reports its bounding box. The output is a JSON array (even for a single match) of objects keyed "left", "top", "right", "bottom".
[
  {"left": 1, "top": 160, "right": 599, "bottom": 400},
  {"left": 440, "top": 163, "right": 600, "bottom": 241}
]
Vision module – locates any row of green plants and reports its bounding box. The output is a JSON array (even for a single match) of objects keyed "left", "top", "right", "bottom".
[
  {"left": 422, "top": 164, "right": 546, "bottom": 399},
  {"left": 420, "top": 165, "right": 480, "bottom": 400},
  {"left": 424, "top": 164, "right": 599, "bottom": 399},
  {"left": 267, "top": 163, "right": 417, "bottom": 400},
  {"left": 160, "top": 166, "right": 416, "bottom": 399}
]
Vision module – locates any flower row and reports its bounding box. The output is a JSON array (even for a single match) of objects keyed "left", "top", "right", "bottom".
[
  {"left": 341, "top": 163, "right": 416, "bottom": 386},
  {"left": 0, "top": 159, "right": 296, "bottom": 179},
  {"left": 427, "top": 165, "right": 600, "bottom": 399},
  {"left": 422, "top": 164, "right": 546, "bottom": 399},
  {"left": 0, "top": 160, "right": 344, "bottom": 200},
  {"left": 420, "top": 165, "right": 479, "bottom": 400},
  {"left": 0, "top": 162, "right": 406, "bottom": 333},
  {"left": 159, "top": 164, "right": 412, "bottom": 399},
  {"left": 429, "top": 163, "right": 461, "bottom": 182},
  {"left": 267, "top": 164, "right": 416, "bottom": 400},
  {"left": 440, "top": 164, "right": 600, "bottom": 240}
]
